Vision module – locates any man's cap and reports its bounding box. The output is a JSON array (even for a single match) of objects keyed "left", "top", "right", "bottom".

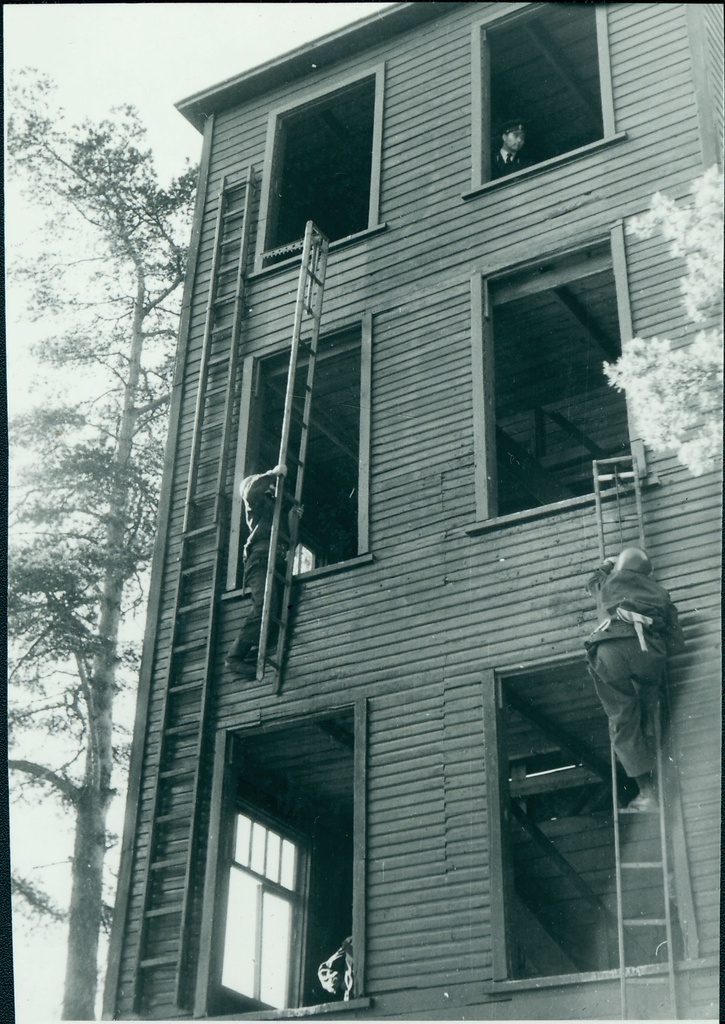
[{"left": 499, "top": 118, "right": 526, "bottom": 135}]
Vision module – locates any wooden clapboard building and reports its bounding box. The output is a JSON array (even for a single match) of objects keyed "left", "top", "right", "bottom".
[{"left": 104, "top": 3, "right": 722, "bottom": 1020}]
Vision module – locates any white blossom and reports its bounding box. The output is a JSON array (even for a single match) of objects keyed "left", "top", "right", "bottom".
[{"left": 608, "top": 168, "right": 724, "bottom": 475}]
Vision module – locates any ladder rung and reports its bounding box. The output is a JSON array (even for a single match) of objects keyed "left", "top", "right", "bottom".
[
  {"left": 208, "top": 353, "right": 229, "bottom": 367},
  {"left": 168, "top": 680, "right": 203, "bottom": 695},
  {"left": 159, "top": 768, "right": 195, "bottom": 782},
  {"left": 621, "top": 861, "right": 663, "bottom": 869},
  {"left": 623, "top": 918, "right": 667, "bottom": 927},
  {"left": 139, "top": 954, "right": 179, "bottom": 970},
  {"left": 183, "top": 524, "right": 217, "bottom": 540},
  {"left": 626, "top": 975, "right": 670, "bottom": 985},
  {"left": 192, "top": 489, "right": 219, "bottom": 504},
  {"left": 597, "top": 472, "right": 635, "bottom": 482},
  {"left": 177, "top": 599, "right": 211, "bottom": 616},
  {"left": 181, "top": 563, "right": 213, "bottom": 578},
  {"left": 149, "top": 857, "right": 187, "bottom": 872},
  {"left": 154, "top": 812, "right": 189, "bottom": 825},
  {"left": 164, "top": 723, "right": 200, "bottom": 738},
  {"left": 172, "top": 639, "right": 207, "bottom": 655},
  {"left": 213, "top": 294, "right": 237, "bottom": 307},
  {"left": 222, "top": 208, "right": 245, "bottom": 221},
  {"left": 619, "top": 805, "right": 659, "bottom": 815},
  {"left": 144, "top": 903, "right": 184, "bottom": 919}
]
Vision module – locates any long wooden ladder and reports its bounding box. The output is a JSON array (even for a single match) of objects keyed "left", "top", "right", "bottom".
[
  {"left": 256, "top": 220, "right": 329, "bottom": 692},
  {"left": 592, "top": 453, "right": 696, "bottom": 1019},
  {"left": 132, "top": 170, "right": 255, "bottom": 1014}
]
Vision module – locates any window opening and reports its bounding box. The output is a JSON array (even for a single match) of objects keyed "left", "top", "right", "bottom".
[
  {"left": 265, "top": 77, "right": 376, "bottom": 263},
  {"left": 243, "top": 329, "right": 361, "bottom": 574},
  {"left": 488, "top": 246, "right": 630, "bottom": 517},
  {"left": 492, "top": 663, "right": 684, "bottom": 982},
  {"left": 217, "top": 711, "right": 355, "bottom": 1014},
  {"left": 486, "top": 5, "right": 604, "bottom": 180}
]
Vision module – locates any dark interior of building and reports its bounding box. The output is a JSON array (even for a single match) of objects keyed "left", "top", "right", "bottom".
[
  {"left": 489, "top": 4, "right": 603, "bottom": 170},
  {"left": 491, "top": 254, "right": 630, "bottom": 516},
  {"left": 265, "top": 77, "right": 375, "bottom": 257},
  {"left": 501, "top": 662, "right": 682, "bottom": 980}
]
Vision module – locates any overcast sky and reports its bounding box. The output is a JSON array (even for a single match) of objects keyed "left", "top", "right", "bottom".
[{"left": 5, "top": 7, "right": 394, "bottom": 1022}]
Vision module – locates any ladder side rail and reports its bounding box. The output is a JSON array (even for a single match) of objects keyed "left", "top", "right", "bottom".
[
  {"left": 271, "top": 236, "right": 329, "bottom": 690},
  {"left": 631, "top": 457, "right": 646, "bottom": 550},
  {"left": 256, "top": 224, "right": 316, "bottom": 675},
  {"left": 611, "top": 739, "right": 627, "bottom": 1019},
  {"left": 183, "top": 177, "right": 229, "bottom": 532},
  {"left": 133, "top": 175, "right": 251, "bottom": 1011},
  {"left": 130, "top": 178, "right": 230, "bottom": 1007},
  {"left": 173, "top": 537, "right": 224, "bottom": 1008},
  {"left": 174, "top": 173, "right": 256, "bottom": 1007},
  {"left": 592, "top": 459, "right": 606, "bottom": 560},
  {"left": 654, "top": 716, "right": 678, "bottom": 1017},
  {"left": 212, "top": 168, "right": 256, "bottom": 522}
]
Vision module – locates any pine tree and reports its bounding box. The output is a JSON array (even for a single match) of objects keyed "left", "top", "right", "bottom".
[{"left": 7, "top": 70, "right": 197, "bottom": 1019}]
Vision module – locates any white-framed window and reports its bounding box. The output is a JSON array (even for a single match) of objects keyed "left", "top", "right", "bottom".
[
  {"left": 471, "top": 4, "right": 617, "bottom": 189},
  {"left": 470, "top": 227, "right": 634, "bottom": 521},
  {"left": 256, "top": 68, "right": 384, "bottom": 269},
  {"left": 221, "top": 814, "right": 303, "bottom": 1008}
]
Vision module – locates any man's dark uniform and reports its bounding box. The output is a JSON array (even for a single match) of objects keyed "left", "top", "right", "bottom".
[
  {"left": 227, "top": 472, "right": 285, "bottom": 670},
  {"left": 491, "top": 149, "right": 531, "bottom": 178},
  {"left": 584, "top": 556, "right": 685, "bottom": 780}
]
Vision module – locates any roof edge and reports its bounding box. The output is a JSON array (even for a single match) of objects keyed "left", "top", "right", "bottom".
[{"left": 176, "top": 2, "right": 466, "bottom": 131}]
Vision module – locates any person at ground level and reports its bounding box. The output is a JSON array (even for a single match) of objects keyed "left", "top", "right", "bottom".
[
  {"left": 226, "top": 464, "right": 290, "bottom": 676},
  {"left": 492, "top": 118, "right": 531, "bottom": 178},
  {"left": 318, "top": 936, "right": 353, "bottom": 1001},
  {"left": 584, "top": 547, "right": 685, "bottom": 811}
]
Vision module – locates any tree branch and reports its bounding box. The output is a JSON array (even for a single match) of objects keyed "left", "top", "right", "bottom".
[{"left": 9, "top": 759, "right": 81, "bottom": 803}]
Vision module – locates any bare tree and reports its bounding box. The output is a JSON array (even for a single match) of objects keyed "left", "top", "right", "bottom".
[{"left": 7, "top": 70, "right": 197, "bottom": 1019}]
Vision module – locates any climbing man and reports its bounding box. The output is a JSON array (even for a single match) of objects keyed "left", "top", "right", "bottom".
[
  {"left": 584, "top": 547, "right": 686, "bottom": 811},
  {"left": 226, "top": 464, "right": 294, "bottom": 677}
]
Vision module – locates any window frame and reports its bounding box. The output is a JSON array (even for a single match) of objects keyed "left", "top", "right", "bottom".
[
  {"left": 469, "top": 224, "right": 636, "bottom": 524},
  {"left": 483, "top": 658, "right": 618, "bottom": 989},
  {"left": 221, "top": 811, "right": 307, "bottom": 1009},
  {"left": 255, "top": 66, "right": 385, "bottom": 272},
  {"left": 226, "top": 314, "right": 372, "bottom": 590},
  {"left": 469, "top": 3, "right": 620, "bottom": 193},
  {"left": 195, "top": 701, "right": 368, "bottom": 1018}
]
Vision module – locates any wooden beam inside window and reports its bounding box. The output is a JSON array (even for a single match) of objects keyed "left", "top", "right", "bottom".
[{"left": 551, "top": 286, "right": 619, "bottom": 362}]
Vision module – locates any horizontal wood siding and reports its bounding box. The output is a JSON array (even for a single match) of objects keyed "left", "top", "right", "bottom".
[{"left": 111, "top": 3, "right": 720, "bottom": 1020}]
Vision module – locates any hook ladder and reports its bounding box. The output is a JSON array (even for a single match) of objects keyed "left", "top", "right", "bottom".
[
  {"left": 591, "top": 452, "right": 697, "bottom": 1018},
  {"left": 256, "top": 221, "right": 329, "bottom": 691},
  {"left": 132, "top": 170, "right": 255, "bottom": 1014}
]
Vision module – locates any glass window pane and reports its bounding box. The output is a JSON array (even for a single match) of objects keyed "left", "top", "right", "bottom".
[
  {"left": 250, "top": 821, "right": 266, "bottom": 875},
  {"left": 234, "top": 814, "right": 252, "bottom": 867},
  {"left": 260, "top": 892, "right": 292, "bottom": 1008},
  {"left": 221, "top": 869, "right": 259, "bottom": 997},
  {"left": 280, "top": 839, "right": 297, "bottom": 890},
  {"left": 265, "top": 830, "right": 281, "bottom": 883}
]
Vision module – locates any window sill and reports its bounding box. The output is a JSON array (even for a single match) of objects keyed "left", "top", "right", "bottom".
[
  {"left": 465, "top": 476, "right": 660, "bottom": 536},
  {"left": 222, "top": 553, "right": 374, "bottom": 600},
  {"left": 487, "top": 955, "right": 718, "bottom": 995},
  {"left": 251, "top": 225, "right": 387, "bottom": 277},
  {"left": 462, "top": 133, "right": 628, "bottom": 201},
  {"left": 212, "top": 997, "right": 373, "bottom": 1020}
]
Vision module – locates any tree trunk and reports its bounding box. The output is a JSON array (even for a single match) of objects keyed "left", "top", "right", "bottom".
[
  {"left": 62, "top": 273, "right": 147, "bottom": 1019},
  {"left": 62, "top": 786, "right": 111, "bottom": 1020}
]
